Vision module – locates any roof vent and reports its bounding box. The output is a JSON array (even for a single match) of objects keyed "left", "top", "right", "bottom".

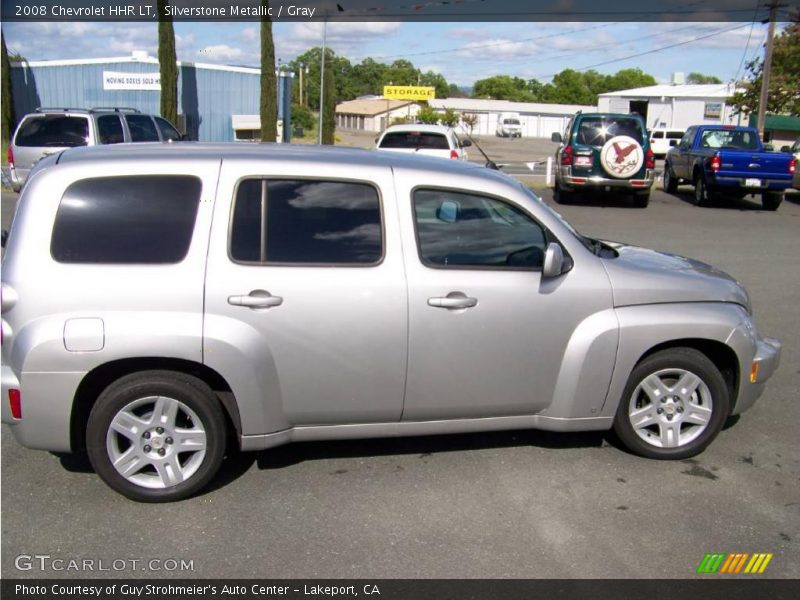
[
  {"left": 671, "top": 72, "right": 685, "bottom": 86},
  {"left": 131, "top": 50, "right": 149, "bottom": 60}
]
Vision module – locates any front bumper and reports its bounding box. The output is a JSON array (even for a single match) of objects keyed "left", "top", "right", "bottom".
[
  {"left": 559, "top": 167, "right": 655, "bottom": 191},
  {"left": 732, "top": 335, "right": 782, "bottom": 415}
]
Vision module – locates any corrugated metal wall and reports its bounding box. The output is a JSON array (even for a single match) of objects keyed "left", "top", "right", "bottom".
[{"left": 10, "top": 60, "right": 261, "bottom": 142}]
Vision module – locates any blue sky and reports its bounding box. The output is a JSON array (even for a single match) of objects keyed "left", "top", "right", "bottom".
[{"left": 2, "top": 20, "right": 772, "bottom": 88}]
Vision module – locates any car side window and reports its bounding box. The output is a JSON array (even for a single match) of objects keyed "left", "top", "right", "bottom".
[
  {"left": 679, "top": 128, "right": 695, "bottom": 149},
  {"left": 230, "top": 179, "right": 383, "bottom": 265},
  {"left": 154, "top": 116, "right": 182, "bottom": 142},
  {"left": 125, "top": 114, "right": 159, "bottom": 142},
  {"left": 51, "top": 175, "right": 201, "bottom": 263},
  {"left": 413, "top": 189, "right": 547, "bottom": 270},
  {"left": 96, "top": 115, "right": 124, "bottom": 144}
]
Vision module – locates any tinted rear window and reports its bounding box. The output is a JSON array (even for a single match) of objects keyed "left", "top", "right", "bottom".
[
  {"left": 51, "top": 175, "right": 201, "bottom": 263},
  {"left": 379, "top": 132, "right": 449, "bottom": 150},
  {"left": 699, "top": 129, "right": 759, "bottom": 151},
  {"left": 155, "top": 116, "right": 182, "bottom": 142},
  {"left": 230, "top": 179, "right": 382, "bottom": 265},
  {"left": 97, "top": 114, "right": 124, "bottom": 144},
  {"left": 575, "top": 117, "right": 644, "bottom": 145},
  {"left": 15, "top": 115, "right": 89, "bottom": 147}
]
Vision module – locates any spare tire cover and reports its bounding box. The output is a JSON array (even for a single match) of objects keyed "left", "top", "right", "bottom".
[{"left": 600, "top": 135, "right": 644, "bottom": 179}]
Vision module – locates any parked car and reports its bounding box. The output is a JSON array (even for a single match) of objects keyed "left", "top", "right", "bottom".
[
  {"left": 663, "top": 125, "right": 796, "bottom": 210},
  {"left": 496, "top": 113, "right": 522, "bottom": 138},
  {"left": 781, "top": 137, "right": 800, "bottom": 190},
  {"left": 551, "top": 112, "right": 655, "bottom": 207},
  {"left": 375, "top": 124, "right": 470, "bottom": 161},
  {"left": 1, "top": 144, "right": 780, "bottom": 502},
  {"left": 7, "top": 107, "right": 184, "bottom": 192},
  {"left": 648, "top": 127, "right": 685, "bottom": 158}
]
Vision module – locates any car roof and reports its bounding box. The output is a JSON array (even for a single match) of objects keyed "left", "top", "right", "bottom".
[
  {"left": 576, "top": 113, "right": 644, "bottom": 120},
  {"left": 380, "top": 124, "right": 455, "bottom": 135},
  {"left": 55, "top": 142, "right": 487, "bottom": 174}
]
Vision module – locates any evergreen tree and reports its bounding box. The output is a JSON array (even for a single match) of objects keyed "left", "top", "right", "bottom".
[
  {"left": 1, "top": 29, "right": 16, "bottom": 143},
  {"left": 259, "top": 0, "right": 278, "bottom": 142},
  {"left": 157, "top": 1, "right": 178, "bottom": 126},
  {"left": 321, "top": 51, "right": 335, "bottom": 145}
]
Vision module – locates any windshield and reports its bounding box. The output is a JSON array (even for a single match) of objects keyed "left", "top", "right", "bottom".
[
  {"left": 700, "top": 129, "right": 759, "bottom": 150},
  {"left": 576, "top": 117, "right": 644, "bottom": 146},
  {"left": 15, "top": 115, "right": 89, "bottom": 148},
  {"left": 379, "top": 131, "right": 449, "bottom": 150},
  {"left": 503, "top": 119, "right": 521, "bottom": 125}
]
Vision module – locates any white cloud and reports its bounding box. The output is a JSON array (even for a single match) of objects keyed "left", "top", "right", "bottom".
[{"left": 197, "top": 44, "right": 247, "bottom": 62}]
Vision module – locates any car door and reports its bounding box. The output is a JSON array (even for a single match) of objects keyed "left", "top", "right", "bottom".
[
  {"left": 204, "top": 160, "right": 408, "bottom": 432},
  {"left": 394, "top": 169, "right": 614, "bottom": 420},
  {"left": 671, "top": 127, "right": 696, "bottom": 179}
]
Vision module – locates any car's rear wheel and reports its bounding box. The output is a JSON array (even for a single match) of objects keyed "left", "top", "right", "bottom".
[
  {"left": 663, "top": 162, "right": 678, "bottom": 193},
  {"left": 86, "top": 371, "right": 227, "bottom": 502},
  {"left": 553, "top": 180, "right": 573, "bottom": 204},
  {"left": 693, "top": 172, "right": 709, "bottom": 206},
  {"left": 761, "top": 191, "right": 783, "bottom": 211},
  {"left": 632, "top": 192, "right": 650, "bottom": 208},
  {"left": 613, "top": 348, "right": 729, "bottom": 460}
]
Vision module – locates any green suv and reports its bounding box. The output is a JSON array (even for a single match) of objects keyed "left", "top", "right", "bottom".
[{"left": 552, "top": 112, "right": 655, "bottom": 207}]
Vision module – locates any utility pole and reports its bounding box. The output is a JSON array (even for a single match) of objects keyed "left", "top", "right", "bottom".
[
  {"left": 756, "top": 1, "right": 781, "bottom": 140},
  {"left": 318, "top": 19, "right": 327, "bottom": 145}
]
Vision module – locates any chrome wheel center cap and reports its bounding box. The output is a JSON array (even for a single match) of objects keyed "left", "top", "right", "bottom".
[{"left": 150, "top": 435, "right": 164, "bottom": 449}]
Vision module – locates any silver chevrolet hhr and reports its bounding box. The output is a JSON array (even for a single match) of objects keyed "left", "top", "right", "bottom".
[{"left": 0, "top": 143, "right": 781, "bottom": 502}]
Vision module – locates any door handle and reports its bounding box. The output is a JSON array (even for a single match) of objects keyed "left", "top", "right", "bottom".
[
  {"left": 228, "top": 290, "right": 283, "bottom": 309},
  {"left": 428, "top": 292, "right": 477, "bottom": 309}
]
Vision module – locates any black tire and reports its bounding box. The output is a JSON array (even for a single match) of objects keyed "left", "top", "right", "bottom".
[
  {"left": 663, "top": 162, "right": 678, "bottom": 194},
  {"left": 553, "top": 180, "right": 573, "bottom": 205},
  {"left": 761, "top": 191, "right": 783, "bottom": 211},
  {"left": 86, "top": 371, "right": 227, "bottom": 502},
  {"left": 632, "top": 192, "right": 650, "bottom": 208},
  {"left": 613, "top": 348, "right": 729, "bottom": 460},
  {"left": 693, "top": 171, "right": 709, "bottom": 206}
]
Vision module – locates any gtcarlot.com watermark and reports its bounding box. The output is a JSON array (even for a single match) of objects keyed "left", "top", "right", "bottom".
[{"left": 15, "top": 554, "right": 194, "bottom": 573}]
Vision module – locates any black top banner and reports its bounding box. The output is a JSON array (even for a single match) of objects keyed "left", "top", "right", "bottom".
[{"left": 1, "top": 0, "right": 798, "bottom": 22}]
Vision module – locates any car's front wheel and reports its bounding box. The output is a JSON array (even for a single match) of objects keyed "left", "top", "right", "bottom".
[
  {"left": 613, "top": 348, "right": 729, "bottom": 460},
  {"left": 86, "top": 371, "right": 227, "bottom": 502}
]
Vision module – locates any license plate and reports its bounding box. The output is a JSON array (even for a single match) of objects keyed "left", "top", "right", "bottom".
[
  {"left": 744, "top": 178, "right": 762, "bottom": 187},
  {"left": 574, "top": 156, "right": 593, "bottom": 167}
]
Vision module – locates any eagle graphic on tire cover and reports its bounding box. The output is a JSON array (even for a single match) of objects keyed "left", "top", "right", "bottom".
[{"left": 600, "top": 135, "right": 644, "bottom": 178}]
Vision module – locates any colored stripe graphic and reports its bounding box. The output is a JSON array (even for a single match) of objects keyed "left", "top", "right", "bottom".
[{"left": 697, "top": 552, "right": 773, "bottom": 574}]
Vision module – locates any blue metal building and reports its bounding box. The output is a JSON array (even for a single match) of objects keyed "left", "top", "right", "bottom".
[{"left": 10, "top": 52, "right": 291, "bottom": 142}]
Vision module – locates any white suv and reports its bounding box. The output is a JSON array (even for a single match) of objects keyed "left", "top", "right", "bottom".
[{"left": 376, "top": 124, "right": 470, "bottom": 161}]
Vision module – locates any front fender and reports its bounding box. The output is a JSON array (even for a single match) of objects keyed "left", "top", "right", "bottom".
[{"left": 601, "top": 303, "right": 747, "bottom": 418}]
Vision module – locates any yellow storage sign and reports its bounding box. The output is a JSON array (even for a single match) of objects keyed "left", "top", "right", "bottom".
[{"left": 383, "top": 86, "right": 436, "bottom": 101}]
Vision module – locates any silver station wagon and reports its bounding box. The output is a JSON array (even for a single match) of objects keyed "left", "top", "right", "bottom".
[{"left": 0, "top": 144, "right": 781, "bottom": 502}]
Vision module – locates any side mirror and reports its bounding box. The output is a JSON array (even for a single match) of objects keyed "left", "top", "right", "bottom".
[
  {"left": 542, "top": 243, "right": 567, "bottom": 278},
  {"left": 461, "top": 139, "right": 472, "bottom": 147},
  {"left": 780, "top": 145, "right": 791, "bottom": 153},
  {"left": 551, "top": 132, "right": 563, "bottom": 143},
  {"left": 1, "top": 229, "right": 8, "bottom": 249}
]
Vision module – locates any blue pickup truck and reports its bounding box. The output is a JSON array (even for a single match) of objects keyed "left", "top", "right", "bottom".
[{"left": 663, "top": 125, "right": 797, "bottom": 211}]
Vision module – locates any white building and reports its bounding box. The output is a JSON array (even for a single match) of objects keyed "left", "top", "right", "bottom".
[
  {"left": 597, "top": 81, "right": 740, "bottom": 130},
  {"left": 335, "top": 99, "right": 420, "bottom": 132},
  {"left": 429, "top": 98, "right": 594, "bottom": 139}
]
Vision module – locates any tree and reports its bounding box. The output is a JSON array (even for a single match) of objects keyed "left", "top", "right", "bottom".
[
  {"left": 259, "top": 1, "right": 278, "bottom": 142},
  {"left": 157, "top": 1, "right": 178, "bottom": 127},
  {"left": 416, "top": 105, "right": 440, "bottom": 124},
  {"left": 687, "top": 72, "right": 722, "bottom": 84},
  {"left": 461, "top": 113, "right": 479, "bottom": 134},
  {"left": 321, "top": 55, "right": 335, "bottom": 145},
  {"left": 472, "top": 75, "right": 532, "bottom": 102},
  {"left": 1, "top": 29, "right": 15, "bottom": 144},
  {"left": 439, "top": 108, "right": 460, "bottom": 127},
  {"left": 729, "top": 20, "right": 800, "bottom": 116}
]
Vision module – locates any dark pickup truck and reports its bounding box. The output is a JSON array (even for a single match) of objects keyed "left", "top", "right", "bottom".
[{"left": 663, "top": 125, "right": 797, "bottom": 211}]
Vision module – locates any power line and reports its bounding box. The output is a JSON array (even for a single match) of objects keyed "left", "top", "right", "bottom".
[
  {"left": 533, "top": 21, "right": 753, "bottom": 80},
  {"left": 731, "top": 1, "right": 762, "bottom": 85}
]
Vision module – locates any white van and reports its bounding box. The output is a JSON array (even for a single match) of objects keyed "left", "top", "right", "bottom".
[
  {"left": 649, "top": 128, "right": 685, "bottom": 158},
  {"left": 496, "top": 113, "right": 522, "bottom": 138}
]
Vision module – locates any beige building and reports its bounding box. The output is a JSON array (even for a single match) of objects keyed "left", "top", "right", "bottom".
[{"left": 335, "top": 98, "right": 420, "bottom": 133}]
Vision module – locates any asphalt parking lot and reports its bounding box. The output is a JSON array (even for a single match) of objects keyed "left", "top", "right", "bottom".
[{"left": 1, "top": 154, "right": 799, "bottom": 580}]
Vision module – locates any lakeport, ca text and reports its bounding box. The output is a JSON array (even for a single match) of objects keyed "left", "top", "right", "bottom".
[{"left": 15, "top": 584, "right": 381, "bottom": 597}]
